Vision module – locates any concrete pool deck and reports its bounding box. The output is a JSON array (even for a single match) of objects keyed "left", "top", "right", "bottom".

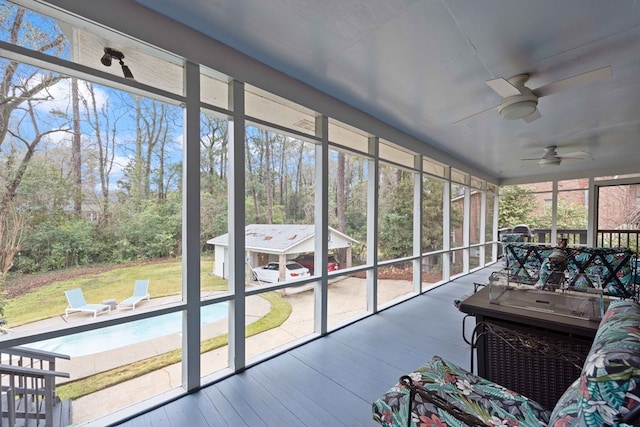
[{"left": 10, "top": 278, "right": 414, "bottom": 425}]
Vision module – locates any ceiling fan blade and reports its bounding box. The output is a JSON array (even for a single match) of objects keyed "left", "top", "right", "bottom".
[
  {"left": 534, "top": 66, "right": 612, "bottom": 97},
  {"left": 521, "top": 158, "right": 542, "bottom": 161},
  {"left": 453, "top": 104, "right": 499, "bottom": 125},
  {"left": 558, "top": 150, "right": 588, "bottom": 158},
  {"left": 486, "top": 77, "right": 522, "bottom": 97},
  {"left": 522, "top": 110, "right": 541, "bottom": 123}
]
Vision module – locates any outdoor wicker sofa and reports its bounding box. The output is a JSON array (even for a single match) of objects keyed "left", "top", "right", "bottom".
[{"left": 373, "top": 299, "right": 640, "bottom": 427}]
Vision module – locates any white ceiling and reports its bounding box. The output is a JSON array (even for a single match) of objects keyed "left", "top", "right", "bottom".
[{"left": 102, "top": 1, "right": 640, "bottom": 182}]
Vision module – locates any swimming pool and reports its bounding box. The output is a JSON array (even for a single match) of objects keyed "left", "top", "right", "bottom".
[{"left": 25, "top": 302, "right": 228, "bottom": 357}]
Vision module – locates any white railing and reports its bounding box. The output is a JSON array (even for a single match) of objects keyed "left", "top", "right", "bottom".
[{"left": 0, "top": 347, "right": 70, "bottom": 427}]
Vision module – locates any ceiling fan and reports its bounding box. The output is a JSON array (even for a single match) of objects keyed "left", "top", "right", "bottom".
[
  {"left": 454, "top": 65, "right": 611, "bottom": 124},
  {"left": 521, "top": 145, "right": 588, "bottom": 167}
]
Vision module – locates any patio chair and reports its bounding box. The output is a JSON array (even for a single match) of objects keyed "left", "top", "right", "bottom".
[
  {"left": 117, "top": 279, "right": 150, "bottom": 311},
  {"left": 64, "top": 288, "right": 111, "bottom": 318}
]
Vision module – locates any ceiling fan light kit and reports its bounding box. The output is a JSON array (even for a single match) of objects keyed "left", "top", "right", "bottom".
[
  {"left": 455, "top": 66, "right": 611, "bottom": 124},
  {"left": 499, "top": 96, "right": 538, "bottom": 120},
  {"left": 538, "top": 156, "right": 562, "bottom": 166},
  {"left": 494, "top": 74, "right": 539, "bottom": 120}
]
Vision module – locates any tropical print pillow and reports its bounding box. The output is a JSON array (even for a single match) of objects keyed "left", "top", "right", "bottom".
[
  {"left": 373, "top": 355, "right": 550, "bottom": 427},
  {"left": 508, "top": 243, "right": 635, "bottom": 297},
  {"left": 547, "top": 300, "right": 640, "bottom": 427},
  {"left": 567, "top": 248, "right": 634, "bottom": 297},
  {"left": 505, "top": 243, "right": 554, "bottom": 283}
]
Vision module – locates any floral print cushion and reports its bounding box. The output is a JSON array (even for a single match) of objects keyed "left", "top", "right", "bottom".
[
  {"left": 372, "top": 355, "right": 550, "bottom": 427},
  {"left": 547, "top": 300, "right": 640, "bottom": 427}
]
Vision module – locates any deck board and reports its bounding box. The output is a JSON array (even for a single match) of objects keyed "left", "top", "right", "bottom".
[
  {"left": 202, "top": 385, "right": 253, "bottom": 426},
  {"left": 245, "top": 367, "right": 328, "bottom": 425},
  {"left": 257, "top": 352, "right": 366, "bottom": 426},
  {"left": 139, "top": 408, "right": 171, "bottom": 426},
  {"left": 250, "top": 361, "right": 344, "bottom": 426},
  {"left": 113, "top": 266, "right": 500, "bottom": 426},
  {"left": 163, "top": 397, "right": 211, "bottom": 427},
  {"left": 217, "top": 371, "right": 300, "bottom": 426},
  {"left": 186, "top": 392, "right": 231, "bottom": 427},
  {"left": 0, "top": 397, "right": 71, "bottom": 427}
]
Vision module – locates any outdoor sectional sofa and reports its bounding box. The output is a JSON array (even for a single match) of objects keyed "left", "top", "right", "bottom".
[{"left": 372, "top": 298, "right": 640, "bottom": 427}]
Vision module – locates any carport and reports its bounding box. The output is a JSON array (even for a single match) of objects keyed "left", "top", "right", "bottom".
[{"left": 207, "top": 224, "right": 358, "bottom": 281}]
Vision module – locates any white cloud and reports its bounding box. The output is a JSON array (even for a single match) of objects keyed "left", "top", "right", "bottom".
[
  {"left": 174, "top": 132, "right": 185, "bottom": 149},
  {"left": 26, "top": 72, "right": 109, "bottom": 117}
]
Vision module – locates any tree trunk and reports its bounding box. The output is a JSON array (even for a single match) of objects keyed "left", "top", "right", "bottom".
[
  {"left": 219, "top": 133, "right": 227, "bottom": 181},
  {"left": 337, "top": 152, "right": 346, "bottom": 232},
  {"left": 157, "top": 124, "right": 168, "bottom": 202},
  {"left": 246, "top": 135, "right": 259, "bottom": 221},
  {"left": 279, "top": 136, "right": 286, "bottom": 206},
  {"left": 0, "top": 204, "right": 26, "bottom": 280},
  {"left": 264, "top": 130, "right": 273, "bottom": 224},
  {"left": 336, "top": 152, "right": 347, "bottom": 262},
  {"left": 133, "top": 97, "right": 145, "bottom": 201},
  {"left": 83, "top": 83, "right": 114, "bottom": 225},
  {"left": 71, "top": 77, "right": 82, "bottom": 215}
]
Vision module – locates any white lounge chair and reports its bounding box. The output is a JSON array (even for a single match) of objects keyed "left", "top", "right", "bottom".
[
  {"left": 117, "top": 280, "right": 150, "bottom": 311},
  {"left": 64, "top": 288, "right": 111, "bottom": 318}
]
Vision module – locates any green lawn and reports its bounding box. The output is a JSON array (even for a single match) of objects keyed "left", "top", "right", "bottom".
[{"left": 4, "top": 257, "right": 225, "bottom": 327}]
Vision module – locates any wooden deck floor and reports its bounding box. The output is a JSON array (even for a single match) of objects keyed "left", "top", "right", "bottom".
[
  {"left": 0, "top": 397, "right": 70, "bottom": 427},
  {"left": 113, "top": 266, "right": 499, "bottom": 427}
]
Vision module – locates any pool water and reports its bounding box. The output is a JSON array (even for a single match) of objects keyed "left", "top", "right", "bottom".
[{"left": 26, "top": 302, "right": 228, "bottom": 357}]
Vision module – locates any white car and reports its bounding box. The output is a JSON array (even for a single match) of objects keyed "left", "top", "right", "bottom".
[{"left": 252, "top": 262, "right": 310, "bottom": 283}]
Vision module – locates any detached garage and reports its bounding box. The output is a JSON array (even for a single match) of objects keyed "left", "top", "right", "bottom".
[{"left": 207, "top": 224, "right": 358, "bottom": 280}]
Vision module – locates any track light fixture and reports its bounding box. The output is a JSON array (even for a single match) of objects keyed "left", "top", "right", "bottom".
[{"left": 101, "top": 47, "right": 135, "bottom": 80}]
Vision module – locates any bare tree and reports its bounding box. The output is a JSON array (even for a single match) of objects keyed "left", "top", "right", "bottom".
[
  {"left": 82, "top": 82, "right": 118, "bottom": 225},
  {"left": 0, "top": 5, "right": 67, "bottom": 278},
  {"left": 125, "top": 97, "right": 172, "bottom": 202},
  {"left": 0, "top": 8, "right": 66, "bottom": 148},
  {"left": 200, "top": 116, "right": 228, "bottom": 190}
]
